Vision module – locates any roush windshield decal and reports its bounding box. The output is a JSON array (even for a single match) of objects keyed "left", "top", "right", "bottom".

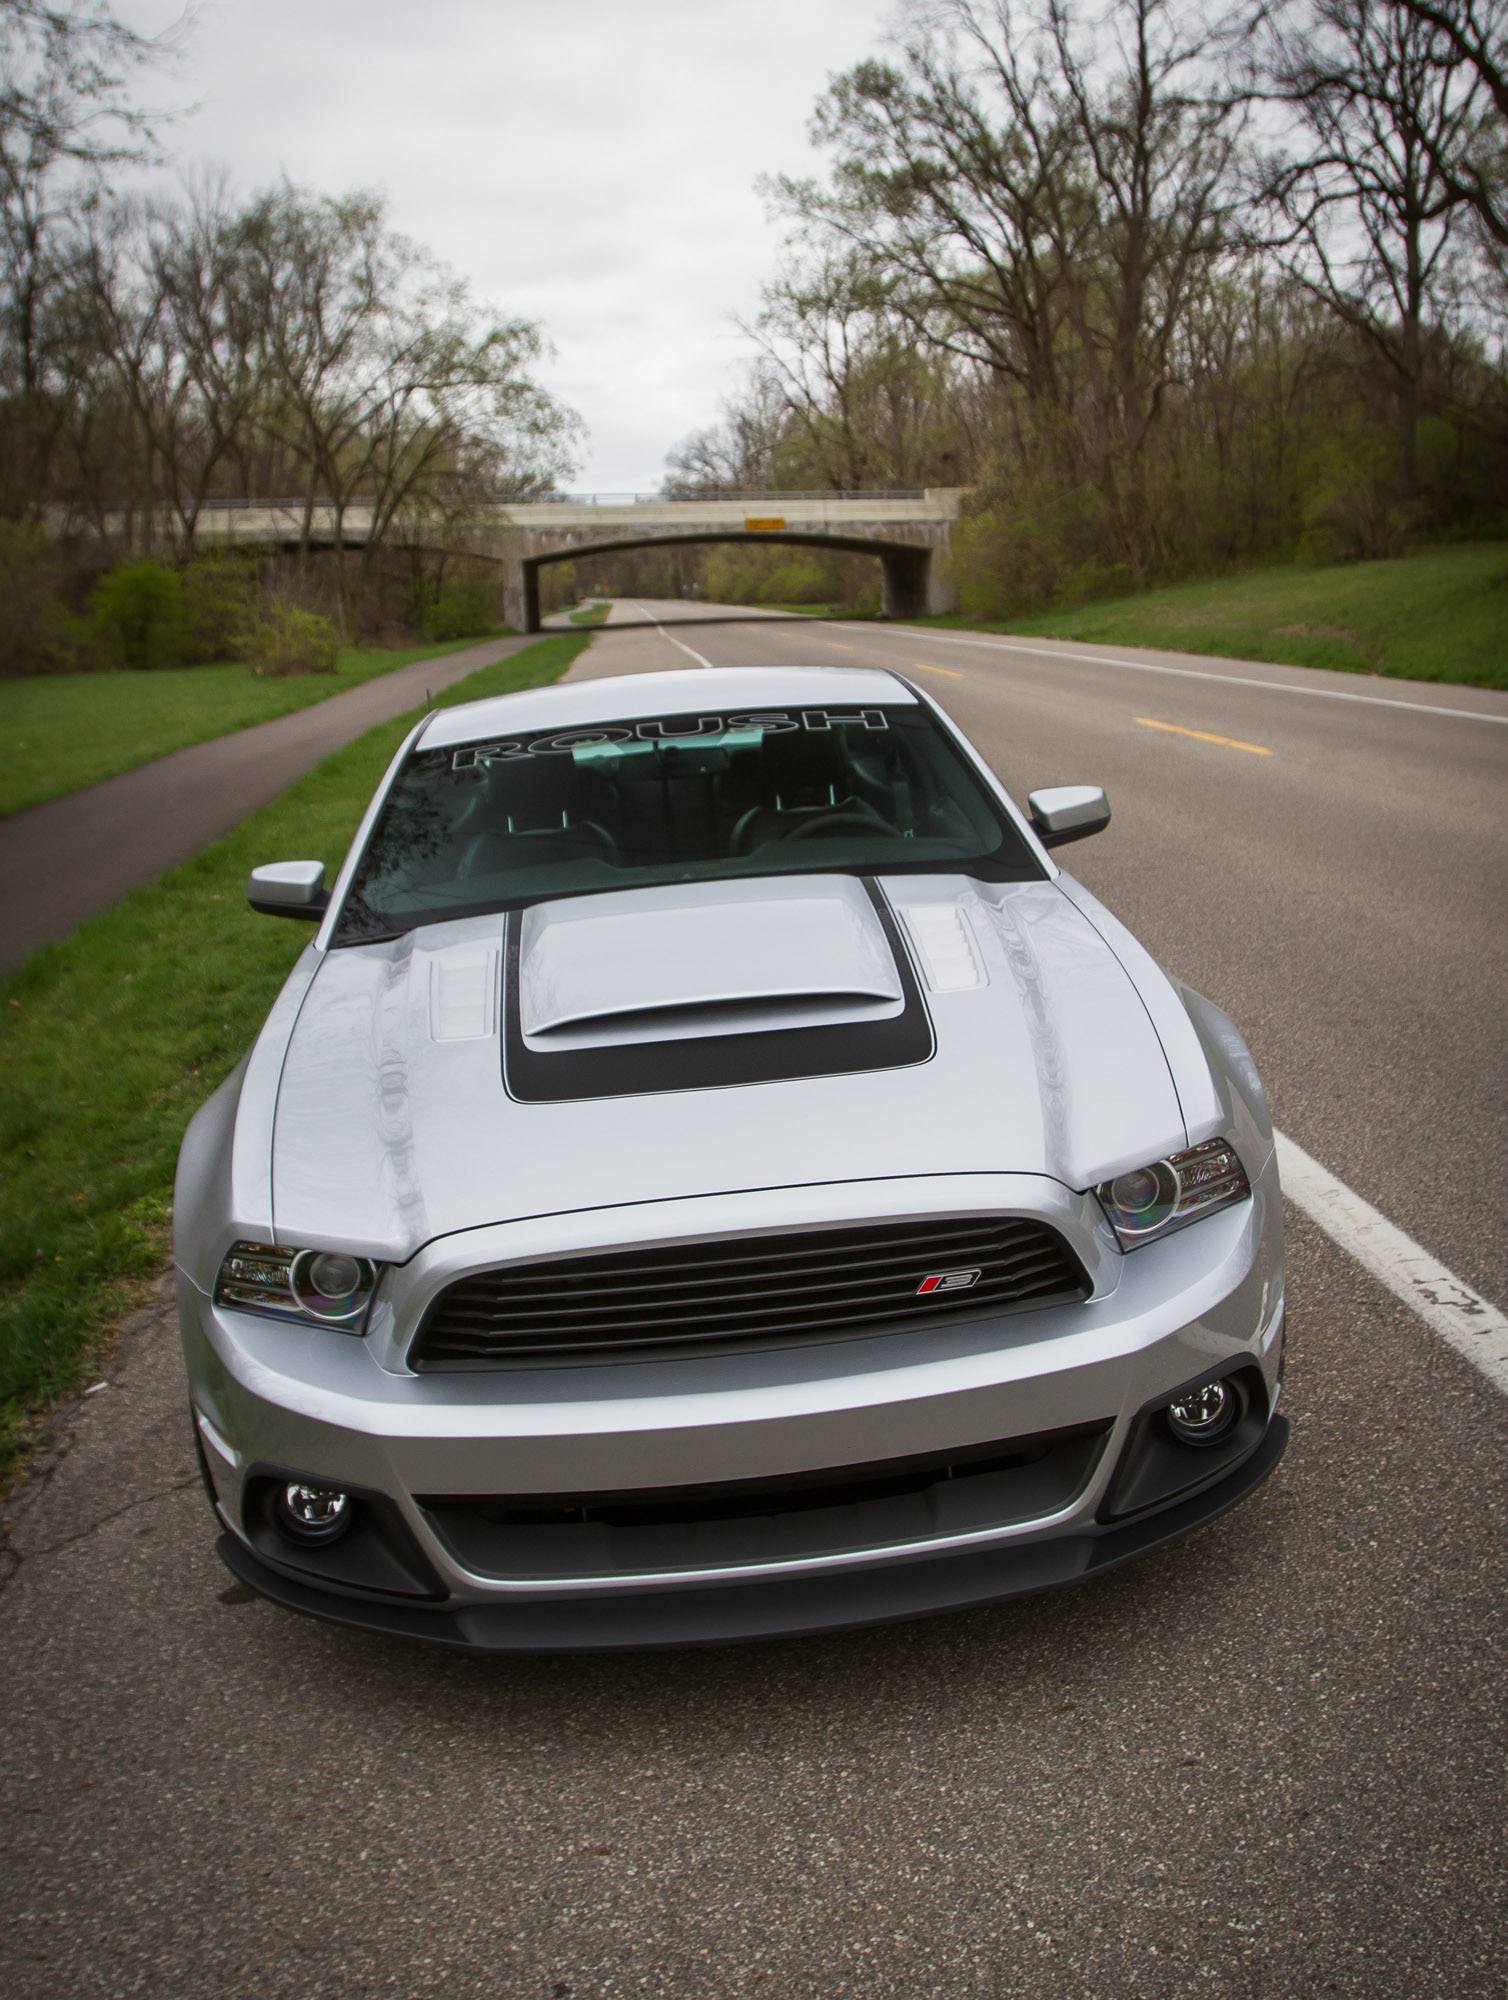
[{"left": 450, "top": 708, "right": 890, "bottom": 770}]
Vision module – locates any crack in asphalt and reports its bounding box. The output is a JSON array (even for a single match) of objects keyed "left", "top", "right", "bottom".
[
  {"left": 0, "top": 1422, "right": 83, "bottom": 1594},
  {"left": 0, "top": 1290, "right": 190, "bottom": 1601},
  {"left": 0, "top": 1472, "right": 202, "bottom": 1599}
]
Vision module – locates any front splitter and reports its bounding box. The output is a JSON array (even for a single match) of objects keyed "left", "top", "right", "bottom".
[{"left": 216, "top": 1414, "right": 1288, "bottom": 1653}]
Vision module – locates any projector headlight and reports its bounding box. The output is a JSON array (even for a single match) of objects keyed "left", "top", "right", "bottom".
[
  {"left": 214, "top": 1241, "right": 379, "bottom": 1329},
  {"left": 1095, "top": 1138, "right": 1251, "bottom": 1249}
]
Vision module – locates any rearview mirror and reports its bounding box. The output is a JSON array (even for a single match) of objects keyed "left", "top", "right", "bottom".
[
  {"left": 248, "top": 860, "right": 328, "bottom": 921},
  {"left": 1027, "top": 785, "right": 1110, "bottom": 849}
]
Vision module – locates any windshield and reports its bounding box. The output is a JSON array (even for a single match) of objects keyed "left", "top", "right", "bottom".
[{"left": 334, "top": 701, "right": 1040, "bottom": 943}]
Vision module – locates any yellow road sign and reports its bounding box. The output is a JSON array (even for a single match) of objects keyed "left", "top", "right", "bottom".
[{"left": 745, "top": 516, "right": 786, "bottom": 531}]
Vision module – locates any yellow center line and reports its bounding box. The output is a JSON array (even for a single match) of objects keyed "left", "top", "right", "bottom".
[
  {"left": 825, "top": 640, "right": 856, "bottom": 652},
  {"left": 915, "top": 662, "right": 965, "bottom": 679},
  {"left": 1136, "top": 717, "right": 1271, "bottom": 756}
]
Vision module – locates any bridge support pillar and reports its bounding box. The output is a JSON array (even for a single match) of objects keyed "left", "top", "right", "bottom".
[
  {"left": 881, "top": 542, "right": 954, "bottom": 621},
  {"left": 501, "top": 558, "right": 538, "bottom": 635}
]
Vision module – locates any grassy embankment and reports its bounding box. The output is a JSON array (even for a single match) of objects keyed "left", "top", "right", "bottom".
[
  {"left": 0, "top": 631, "right": 590, "bottom": 1484},
  {"left": 566, "top": 601, "right": 612, "bottom": 627},
  {"left": 920, "top": 544, "right": 1508, "bottom": 691},
  {"left": 0, "top": 633, "right": 515, "bottom": 820}
]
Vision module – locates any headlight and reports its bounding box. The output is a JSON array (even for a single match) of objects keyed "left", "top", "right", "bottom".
[
  {"left": 1095, "top": 1138, "right": 1251, "bottom": 1249},
  {"left": 214, "top": 1241, "right": 379, "bottom": 1328}
]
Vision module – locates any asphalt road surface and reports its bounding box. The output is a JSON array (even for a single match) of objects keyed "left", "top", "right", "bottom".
[
  {"left": 0, "top": 633, "right": 535, "bottom": 980},
  {"left": 2, "top": 600, "right": 1506, "bottom": 1999}
]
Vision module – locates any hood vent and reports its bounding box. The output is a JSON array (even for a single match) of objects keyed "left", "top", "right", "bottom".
[
  {"left": 503, "top": 877, "right": 933, "bottom": 1102},
  {"left": 428, "top": 944, "right": 500, "bottom": 1042},
  {"left": 518, "top": 875, "right": 903, "bottom": 1050}
]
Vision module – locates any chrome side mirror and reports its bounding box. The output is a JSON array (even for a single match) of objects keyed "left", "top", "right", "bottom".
[
  {"left": 248, "top": 860, "right": 328, "bottom": 921},
  {"left": 1028, "top": 785, "right": 1110, "bottom": 849}
]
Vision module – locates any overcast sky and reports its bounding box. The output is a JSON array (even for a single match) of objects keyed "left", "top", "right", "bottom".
[{"left": 118, "top": 0, "right": 897, "bottom": 490}]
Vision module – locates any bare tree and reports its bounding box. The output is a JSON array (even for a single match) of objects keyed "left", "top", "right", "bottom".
[
  {"left": 739, "top": 246, "right": 970, "bottom": 488},
  {"left": 767, "top": 0, "right": 1252, "bottom": 571},
  {"left": 80, "top": 180, "right": 264, "bottom": 550},
  {"left": 663, "top": 366, "right": 790, "bottom": 493},
  {"left": 1257, "top": 0, "right": 1483, "bottom": 492},
  {"left": 1383, "top": 0, "right": 1508, "bottom": 243},
  {"left": 230, "top": 184, "right": 577, "bottom": 629},
  {"left": 0, "top": 0, "right": 174, "bottom": 514}
]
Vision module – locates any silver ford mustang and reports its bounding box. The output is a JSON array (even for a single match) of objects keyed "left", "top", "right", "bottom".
[{"left": 175, "top": 665, "right": 1286, "bottom": 1649}]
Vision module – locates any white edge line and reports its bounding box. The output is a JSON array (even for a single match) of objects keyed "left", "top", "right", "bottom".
[
  {"left": 825, "top": 623, "right": 1508, "bottom": 726},
  {"left": 631, "top": 600, "right": 716, "bottom": 670},
  {"left": 1274, "top": 1129, "right": 1508, "bottom": 1396}
]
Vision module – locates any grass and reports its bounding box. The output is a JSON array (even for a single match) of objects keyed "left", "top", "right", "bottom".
[
  {"left": 0, "top": 630, "right": 590, "bottom": 1485},
  {"left": 0, "top": 632, "right": 515, "bottom": 820},
  {"left": 753, "top": 602, "right": 850, "bottom": 619},
  {"left": 566, "top": 601, "right": 612, "bottom": 627},
  {"left": 921, "top": 544, "right": 1508, "bottom": 690}
]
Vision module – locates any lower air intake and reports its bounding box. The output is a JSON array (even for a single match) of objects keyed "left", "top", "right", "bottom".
[{"left": 411, "top": 1215, "right": 1091, "bottom": 1368}]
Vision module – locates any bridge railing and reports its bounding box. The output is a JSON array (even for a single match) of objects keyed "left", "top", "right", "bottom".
[
  {"left": 546, "top": 489, "right": 931, "bottom": 504},
  {"left": 186, "top": 489, "right": 934, "bottom": 511}
]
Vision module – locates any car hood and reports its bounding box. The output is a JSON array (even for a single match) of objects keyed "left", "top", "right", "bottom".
[{"left": 267, "top": 874, "right": 1189, "bottom": 1263}]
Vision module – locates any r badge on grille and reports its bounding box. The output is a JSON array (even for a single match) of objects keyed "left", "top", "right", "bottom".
[{"left": 916, "top": 1268, "right": 982, "bottom": 1295}]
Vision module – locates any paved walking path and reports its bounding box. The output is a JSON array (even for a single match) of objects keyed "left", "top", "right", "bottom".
[{"left": 0, "top": 635, "right": 533, "bottom": 980}]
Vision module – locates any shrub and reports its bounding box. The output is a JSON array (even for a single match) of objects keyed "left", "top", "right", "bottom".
[
  {"left": 760, "top": 556, "right": 830, "bottom": 603},
  {"left": 182, "top": 554, "right": 258, "bottom": 662},
  {"left": 242, "top": 602, "right": 341, "bottom": 676},
  {"left": 0, "top": 520, "right": 80, "bottom": 676},
  {"left": 699, "top": 541, "right": 878, "bottom": 609},
  {"left": 92, "top": 560, "right": 190, "bottom": 669},
  {"left": 949, "top": 483, "right": 1114, "bottom": 621},
  {"left": 540, "top": 559, "right": 577, "bottom": 616},
  {"left": 417, "top": 574, "right": 498, "bottom": 642},
  {"left": 1294, "top": 429, "right": 1407, "bottom": 565}
]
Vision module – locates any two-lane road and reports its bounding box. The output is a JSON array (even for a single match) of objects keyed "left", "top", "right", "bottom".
[
  {"left": 2, "top": 600, "right": 1505, "bottom": 1999},
  {"left": 572, "top": 600, "right": 1508, "bottom": 1302}
]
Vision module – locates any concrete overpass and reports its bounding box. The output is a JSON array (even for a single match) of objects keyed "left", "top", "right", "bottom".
[{"left": 170, "top": 489, "right": 965, "bottom": 631}]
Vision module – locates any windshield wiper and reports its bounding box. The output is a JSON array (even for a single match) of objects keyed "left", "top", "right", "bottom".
[
  {"left": 332, "top": 924, "right": 407, "bottom": 947},
  {"left": 330, "top": 893, "right": 410, "bottom": 947}
]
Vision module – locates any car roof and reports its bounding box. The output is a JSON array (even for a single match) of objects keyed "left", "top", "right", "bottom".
[{"left": 415, "top": 665, "right": 916, "bottom": 751}]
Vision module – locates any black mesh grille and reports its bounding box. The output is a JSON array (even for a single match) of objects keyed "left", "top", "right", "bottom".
[{"left": 411, "top": 1215, "right": 1091, "bottom": 1368}]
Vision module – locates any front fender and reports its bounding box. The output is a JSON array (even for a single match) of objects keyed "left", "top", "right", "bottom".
[
  {"left": 1179, "top": 985, "right": 1275, "bottom": 1175},
  {"left": 174, "top": 1056, "right": 249, "bottom": 1292}
]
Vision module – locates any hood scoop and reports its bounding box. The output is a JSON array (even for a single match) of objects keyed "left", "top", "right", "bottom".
[
  {"left": 504, "top": 876, "right": 931, "bottom": 1103},
  {"left": 517, "top": 875, "right": 904, "bottom": 1052}
]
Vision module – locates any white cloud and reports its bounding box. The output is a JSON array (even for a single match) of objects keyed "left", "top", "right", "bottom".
[{"left": 119, "top": 0, "right": 895, "bottom": 487}]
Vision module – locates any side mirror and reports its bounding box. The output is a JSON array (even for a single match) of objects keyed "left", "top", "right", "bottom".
[
  {"left": 1028, "top": 785, "right": 1110, "bottom": 850},
  {"left": 248, "top": 860, "right": 329, "bottom": 921}
]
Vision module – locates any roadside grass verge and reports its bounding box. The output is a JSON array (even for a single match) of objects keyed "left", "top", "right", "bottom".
[
  {"left": 0, "top": 630, "right": 589, "bottom": 1486},
  {"left": 758, "top": 602, "right": 854, "bottom": 619},
  {"left": 0, "top": 632, "right": 516, "bottom": 820},
  {"left": 916, "top": 544, "right": 1508, "bottom": 690},
  {"left": 566, "top": 601, "right": 612, "bottom": 626}
]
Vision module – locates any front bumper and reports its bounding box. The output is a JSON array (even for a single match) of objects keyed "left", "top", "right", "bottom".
[
  {"left": 214, "top": 1414, "right": 1287, "bottom": 1649},
  {"left": 181, "top": 1164, "right": 1285, "bottom": 1650}
]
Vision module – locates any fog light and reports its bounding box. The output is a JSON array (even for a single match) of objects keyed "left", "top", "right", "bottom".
[
  {"left": 274, "top": 1482, "right": 353, "bottom": 1544},
  {"left": 1165, "top": 1379, "right": 1238, "bottom": 1446}
]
